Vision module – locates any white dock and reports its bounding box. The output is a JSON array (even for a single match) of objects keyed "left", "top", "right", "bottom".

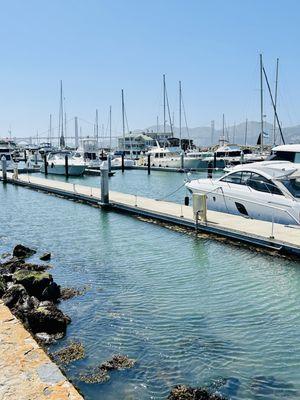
[{"left": 2, "top": 172, "right": 300, "bottom": 257}]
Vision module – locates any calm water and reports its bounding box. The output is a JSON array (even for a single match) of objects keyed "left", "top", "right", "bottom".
[{"left": 1, "top": 170, "right": 300, "bottom": 399}]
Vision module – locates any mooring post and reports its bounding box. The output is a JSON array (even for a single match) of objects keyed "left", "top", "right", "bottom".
[
  {"left": 24, "top": 150, "right": 27, "bottom": 163},
  {"left": 147, "top": 154, "right": 151, "bottom": 175},
  {"left": 34, "top": 151, "right": 38, "bottom": 165},
  {"left": 207, "top": 161, "right": 213, "bottom": 179},
  {"left": 180, "top": 152, "right": 184, "bottom": 169},
  {"left": 100, "top": 163, "right": 109, "bottom": 205},
  {"left": 43, "top": 154, "right": 48, "bottom": 175},
  {"left": 121, "top": 154, "right": 125, "bottom": 173},
  {"left": 1, "top": 156, "right": 7, "bottom": 182},
  {"left": 213, "top": 152, "right": 217, "bottom": 170},
  {"left": 107, "top": 154, "right": 111, "bottom": 173},
  {"left": 65, "top": 154, "right": 69, "bottom": 177}
]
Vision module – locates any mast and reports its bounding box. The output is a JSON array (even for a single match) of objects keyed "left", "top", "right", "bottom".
[
  {"left": 74, "top": 116, "right": 79, "bottom": 148},
  {"left": 163, "top": 74, "right": 166, "bottom": 135},
  {"left": 273, "top": 58, "right": 279, "bottom": 145},
  {"left": 244, "top": 118, "right": 248, "bottom": 146},
  {"left": 49, "top": 114, "right": 52, "bottom": 145},
  {"left": 95, "top": 109, "right": 99, "bottom": 147},
  {"left": 121, "top": 89, "right": 125, "bottom": 152},
  {"left": 156, "top": 116, "right": 159, "bottom": 139},
  {"left": 179, "top": 80, "right": 182, "bottom": 149},
  {"left": 260, "top": 53, "right": 264, "bottom": 152},
  {"left": 109, "top": 106, "right": 112, "bottom": 150},
  {"left": 59, "top": 80, "right": 65, "bottom": 148}
]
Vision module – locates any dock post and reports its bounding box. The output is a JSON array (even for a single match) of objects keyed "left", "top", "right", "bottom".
[
  {"left": 43, "top": 154, "right": 48, "bottom": 175},
  {"left": 1, "top": 156, "right": 7, "bottom": 182},
  {"left": 65, "top": 155, "right": 69, "bottom": 177},
  {"left": 107, "top": 155, "right": 111, "bottom": 173},
  {"left": 100, "top": 163, "right": 109, "bottom": 205},
  {"left": 147, "top": 154, "right": 151, "bottom": 175},
  {"left": 34, "top": 151, "right": 38, "bottom": 166},
  {"left": 180, "top": 152, "right": 184, "bottom": 169},
  {"left": 213, "top": 152, "right": 217, "bottom": 170},
  {"left": 207, "top": 161, "right": 213, "bottom": 179},
  {"left": 24, "top": 150, "right": 27, "bottom": 163},
  {"left": 121, "top": 154, "right": 125, "bottom": 173}
]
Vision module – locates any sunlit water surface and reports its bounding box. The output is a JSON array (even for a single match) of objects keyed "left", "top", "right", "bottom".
[{"left": 1, "top": 169, "right": 300, "bottom": 399}]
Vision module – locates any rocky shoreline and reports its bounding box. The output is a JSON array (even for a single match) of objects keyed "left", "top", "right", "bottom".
[{"left": 0, "top": 244, "right": 227, "bottom": 400}]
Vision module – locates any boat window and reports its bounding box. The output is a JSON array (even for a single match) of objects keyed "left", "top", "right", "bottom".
[
  {"left": 240, "top": 171, "right": 252, "bottom": 185},
  {"left": 220, "top": 172, "right": 243, "bottom": 184},
  {"left": 282, "top": 179, "right": 300, "bottom": 198},
  {"left": 269, "top": 151, "right": 295, "bottom": 162},
  {"left": 295, "top": 153, "right": 300, "bottom": 163},
  {"left": 248, "top": 173, "right": 283, "bottom": 195}
]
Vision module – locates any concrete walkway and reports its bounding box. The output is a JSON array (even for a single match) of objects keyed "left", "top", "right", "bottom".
[{"left": 0, "top": 301, "right": 83, "bottom": 400}]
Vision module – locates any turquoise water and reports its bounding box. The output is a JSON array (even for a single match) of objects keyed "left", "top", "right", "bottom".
[{"left": 1, "top": 170, "right": 300, "bottom": 399}]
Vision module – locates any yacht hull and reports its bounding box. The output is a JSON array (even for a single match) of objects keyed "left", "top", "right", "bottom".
[{"left": 41, "top": 164, "right": 85, "bottom": 176}]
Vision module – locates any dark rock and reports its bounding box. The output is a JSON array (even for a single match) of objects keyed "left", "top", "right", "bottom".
[
  {"left": 60, "top": 287, "right": 85, "bottom": 300},
  {"left": 41, "top": 282, "right": 61, "bottom": 302},
  {"left": 13, "top": 244, "right": 36, "bottom": 259},
  {"left": 54, "top": 341, "right": 85, "bottom": 364},
  {"left": 0, "top": 276, "right": 6, "bottom": 297},
  {"left": 0, "top": 260, "right": 48, "bottom": 275},
  {"left": 26, "top": 302, "right": 71, "bottom": 335},
  {"left": 168, "top": 385, "right": 226, "bottom": 400},
  {"left": 13, "top": 270, "right": 53, "bottom": 299},
  {"left": 79, "top": 369, "right": 110, "bottom": 384},
  {"left": 101, "top": 354, "right": 136, "bottom": 371},
  {"left": 40, "top": 252, "right": 51, "bottom": 261},
  {"left": 2, "top": 284, "right": 28, "bottom": 309}
]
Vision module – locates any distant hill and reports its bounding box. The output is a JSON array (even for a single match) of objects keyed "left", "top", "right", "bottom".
[{"left": 138, "top": 121, "right": 300, "bottom": 146}]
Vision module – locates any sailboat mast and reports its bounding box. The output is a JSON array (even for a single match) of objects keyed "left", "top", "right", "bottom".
[
  {"left": 59, "top": 80, "right": 65, "bottom": 148},
  {"left": 273, "top": 58, "right": 279, "bottom": 146},
  {"left": 49, "top": 114, "right": 52, "bottom": 145},
  {"left": 260, "top": 53, "right": 264, "bottom": 152},
  {"left": 109, "top": 106, "right": 112, "bottom": 150},
  {"left": 163, "top": 74, "right": 166, "bottom": 135},
  {"left": 179, "top": 81, "right": 182, "bottom": 149},
  {"left": 95, "top": 109, "right": 99, "bottom": 147},
  {"left": 121, "top": 89, "right": 125, "bottom": 153}
]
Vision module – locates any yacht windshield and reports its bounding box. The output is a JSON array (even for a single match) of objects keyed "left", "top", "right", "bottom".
[
  {"left": 269, "top": 151, "right": 300, "bottom": 163},
  {"left": 282, "top": 179, "right": 300, "bottom": 198}
]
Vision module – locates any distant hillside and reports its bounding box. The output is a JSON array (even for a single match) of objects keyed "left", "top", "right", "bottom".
[{"left": 139, "top": 122, "right": 300, "bottom": 146}]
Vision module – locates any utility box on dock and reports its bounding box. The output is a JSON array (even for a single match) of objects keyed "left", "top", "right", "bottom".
[{"left": 193, "top": 193, "right": 207, "bottom": 223}]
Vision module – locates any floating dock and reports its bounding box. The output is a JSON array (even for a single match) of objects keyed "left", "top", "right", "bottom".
[
  {"left": 2, "top": 172, "right": 300, "bottom": 257},
  {"left": 0, "top": 301, "right": 83, "bottom": 400}
]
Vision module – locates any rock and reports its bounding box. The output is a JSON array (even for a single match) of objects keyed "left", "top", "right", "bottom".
[
  {"left": 26, "top": 302, "right": 71, "bottom": 335},
  {"left": 1, "top": 252, "right": 11, "bottom": 259},
  {"left": 168, "top": 385, "right": 226, "bottom": 400},
  {"left": 41, "top": 282, "right": 61, "bottom": 302},
  {"left": 101, "top": 354, "right": 136, "bottom": 371},
  {"left": 40, "top": 252, "right": 51, "bottom": 261},
  {"left": 79, "top": 369, "right": 110, "bottom": 384},
  {"left": 54, "top": 341, "right": 85, "bottom": 364},
  {"left": 0, "top": 275, "right": 6, "bottom": 297},
  {"left": 13, "top": 244, "right": 36, "bottom": 259},
  {"left": 35, "top": 332, "right": 64, "bottom": 345},
  {"left": 60, "top": 287, "right": 85, "bottom": 300},
  {"left": 2, "top": 284, "right": 28, "bottom": 309},
  {"left": 13, "top": 270, "right": 53, "bottom": 299},
  {"left": 0, "top": 259, "right": 48, "bottom": 275}
]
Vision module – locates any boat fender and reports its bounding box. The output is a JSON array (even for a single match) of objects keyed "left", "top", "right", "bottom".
[{"left": 184, "top": 196, "right": 189, "bottom": 206}]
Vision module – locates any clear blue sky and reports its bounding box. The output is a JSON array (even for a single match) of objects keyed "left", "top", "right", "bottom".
[{"left": 0, "top": 0, "right": 300, "bottom": 138}]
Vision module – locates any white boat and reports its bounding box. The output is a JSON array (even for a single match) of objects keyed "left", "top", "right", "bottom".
[
  {"left": 186, "top": 161, "right": 300, "bottom": 225},
  {"left": 110, "top": 156, "right": 135, "bottom": 167},
  {"left": 41, "top": 151, "right": 86, "bottom": 176},
  {"left": 269, "top": 144, "right": 300, "bottom": 164},
  {"left": 0, "top": 140, "right": 16, "bottom": 171},
  {"left": 77, "top": 138, "right": 101, "bottom": 168}
]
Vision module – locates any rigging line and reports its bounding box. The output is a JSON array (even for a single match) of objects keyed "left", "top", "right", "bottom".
[
  {"left": 165, "top": 86, "right": 174, "bottom": 135},
  {"left": 262, "top": 66, "right": 285, "bottom": 144},
  {"left": 181, "top": 93, "right": 190, "bottom": 146}
]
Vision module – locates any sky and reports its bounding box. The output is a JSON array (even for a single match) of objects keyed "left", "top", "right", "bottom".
[{"left": 0, "top": 0, "right": 300, "bottom": 139}]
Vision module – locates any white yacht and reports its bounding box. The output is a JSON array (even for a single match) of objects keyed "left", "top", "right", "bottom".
[
  {"left": 77, "top": 138, "right": 101, "bottom": 168},
  {"left": 0, "top": 140, "right": 16, "bottom": 170},
  {"left": 41, "top": 151, "right": 86, "bottom": 176},
  {"left": 269, "top": 144, "right": 300, "bottom": 164},
  {"left": 186, "top": 161, "right": 300, "bottom": 226}
]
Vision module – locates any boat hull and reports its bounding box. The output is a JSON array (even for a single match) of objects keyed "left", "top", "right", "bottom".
[{"left": 41, "top": 164, "right": 85, "bottom": 176}]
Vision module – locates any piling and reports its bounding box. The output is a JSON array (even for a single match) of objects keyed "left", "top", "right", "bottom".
[
  {"left": 34, "top": 151, "right": 38, "bottom": 166},
  {"left": 147, "top": 154, "right": 151, "bottom": 175},
  {"left": 121, "top": 154, "right": 125, "bottom": 173},
  {"left": 65, "top": 155, "right": 69, "bottom": 177},
  {"left": 213, "top": 152, "right": 217, "bottom": 169},
  {"left": 207, "top": 162, "right": 213, "bottom": 178},
  {"left": 1, "top": 156, "right": 7, "bottom": 182},
  {"left": 100, "top": 163, "right": 109, "bottom": 205},
  {"left": 107, "top": 154, "right": 111, "bottom": 173},
  {"left": 43, "top": 154, "right": 48, "bottom": 175},
  {"left": 180, "top": 152, "right": 184, "bottom": 169},
  {"left": 24, "top": 150, "right": 27, "bottom": 163}
]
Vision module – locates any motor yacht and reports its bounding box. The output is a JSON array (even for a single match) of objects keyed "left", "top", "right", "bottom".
[
  {"left": 0, "top": 140, "right": 16, "bottom": 170},
  {"left": 186, "top": 161, "right": 300, "bottom": 226},
  {"left": 41, "top": 151, "right": 86, "bottom": 176}
]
